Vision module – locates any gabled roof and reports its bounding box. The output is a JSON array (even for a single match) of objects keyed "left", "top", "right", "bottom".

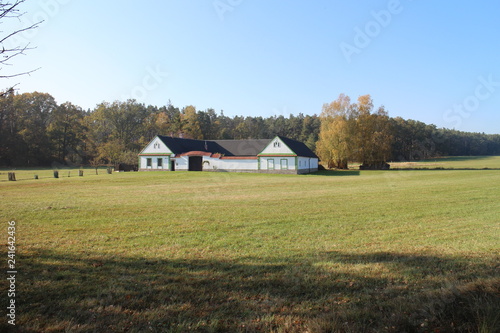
[
  {"left": 276, "top": 136, "right": 318, "bottom": 158},
  {"left": 213, "top": 139, "right": 271, "bottom": 156},
  {"left": 156, "top": 136, "right": 221, "bottom": 155},
  {"left": 154, "top": 135, "right": 317, "bottom": 158}
]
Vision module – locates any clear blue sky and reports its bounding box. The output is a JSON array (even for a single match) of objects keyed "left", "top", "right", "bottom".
[{"left": 3, "top": 0, "right": 500, "bottom": 134}]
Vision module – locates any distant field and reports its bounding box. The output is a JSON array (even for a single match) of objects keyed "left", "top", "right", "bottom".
[
  {"left": 388, "top": 155, "right": 500, "bottom": 169},
  {"left": 1, "top": 158, "right": 499, "bottom": 332}
]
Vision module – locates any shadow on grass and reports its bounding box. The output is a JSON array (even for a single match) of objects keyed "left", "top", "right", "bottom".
[{"left": 9, "top": 249, "right": 499, "bottom": 333}]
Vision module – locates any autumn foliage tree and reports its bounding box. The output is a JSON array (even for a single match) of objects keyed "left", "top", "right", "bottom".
[
  {"left": 316, "top": 93, "right": 353, "bottom": 169},
  {"left": 181, "top": 105, "right": 203, "bottom": 139},
  {"left": 317, "top": 94, "right": 393, "bottom": 169},
  {"left": 353, "top": 95, "right": 392, "bottom": 169}
]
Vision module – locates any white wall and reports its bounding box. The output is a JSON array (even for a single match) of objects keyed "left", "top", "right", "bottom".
[
  {"left": 259, "top": 156, "right": 296, "bottom": 170},
  {"left": 298, "top": 157, "right": 319, "bottom": 170},
  {"left": 259, "top": 137, "right": 294, "bottom": 155},
  {"left": 202, "top": 157, "right": 258, "bottom": 171},
  {"left": 139, "top": 136, "right": 174, "bottom": 170},
  {"left": 140, "top": 156, "right": 170, "bottom": 170},
  {"left": 174, "top": 157, "right": 189, "bottom": 171},
  {"left": 141, "top": 137, "right": 172, "bottom": 155},
  {"left": 311, "top": 158, "right": 319, "bottom": 169},
  {"left": 140, "top": 155, "right": 318, "bottom": 173}
]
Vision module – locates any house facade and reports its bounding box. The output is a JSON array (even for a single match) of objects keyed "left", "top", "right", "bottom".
[{"left": 138, "top": 135, "right": 318, "bottom": 174}]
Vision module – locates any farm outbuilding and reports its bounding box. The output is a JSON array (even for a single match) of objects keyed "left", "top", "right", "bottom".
[{"left": 138, "top": 135, "right": 319, "bottom": 174}]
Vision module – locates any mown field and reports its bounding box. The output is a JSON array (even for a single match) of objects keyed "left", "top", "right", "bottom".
[
  {"left": 0, "top": 166, "right": 112, "bottom": 182},
  {"left": 1, "top": 158, "right": 499, "bottom": 332},
  {"left": 388, "top": 156, "right": 500, "bottom": 170}
]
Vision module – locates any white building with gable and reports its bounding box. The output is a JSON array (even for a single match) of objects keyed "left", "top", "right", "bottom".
[{"left": 138, "top": 135, "right": 319, "bottom": 174}]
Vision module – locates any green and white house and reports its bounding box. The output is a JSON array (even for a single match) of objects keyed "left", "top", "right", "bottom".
[{"left": 138, "top": 135, "right": 318, "bottom": 174}]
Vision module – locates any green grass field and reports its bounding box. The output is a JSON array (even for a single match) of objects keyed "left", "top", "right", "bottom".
[
  {"left": 388, "top": 155, "right": 500, "bottom": 169},
  {"left": 1, "top": 158, "right": 499, "bottom": 332},
  {"left": 0, "top": 166, "right": 112, "bottom": 182}
]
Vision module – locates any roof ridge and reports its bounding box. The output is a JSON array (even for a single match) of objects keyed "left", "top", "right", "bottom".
[{"left": 153, "top": 135, "right": 317, "bottom": 158}]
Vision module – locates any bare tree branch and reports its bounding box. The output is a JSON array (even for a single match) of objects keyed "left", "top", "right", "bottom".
[
  {"left": 0, "top": 0, "right": 41, "bottom": 88},
  {"left": 0, "top": 67, "right": 39, "bottom": 78},
  {"left": 0, "top": 20, "right": 42, "bottom": 44},
  {"left": 0, "top": 0, "right": 24, "bottom": 19}
]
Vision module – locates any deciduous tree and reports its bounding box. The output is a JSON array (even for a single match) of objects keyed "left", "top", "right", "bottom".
[
  {"left": 14, "top": 92, "right": 57, "bottom": 165},
  {"left": 181, "top": 105, "right": 203, "bottom": 139},
  {"left": 317, "top": 94, "right": 393, "bottom": 169},
  {"left": 316, "top": 94, "right": 353, "bottom": 169},
  {"left": 48, "top": 102, "right": 86, "bottom": 164},
  {"left": 353, "top": 95, "right": 392, "bottom": 168}
]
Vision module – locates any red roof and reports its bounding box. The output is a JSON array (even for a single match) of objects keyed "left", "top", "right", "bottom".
[
  {"left": 179, "top": 151, "right": 212, "bottom": 157},
  {"left": 174, "top": 151, "right": 258, "bottom": 159}
]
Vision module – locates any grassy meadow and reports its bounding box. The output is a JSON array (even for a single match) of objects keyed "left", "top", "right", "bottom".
[
  {"left": 1, "top": 158, "right": 499, "bottom": 332},
  {"left": 0, "top": 166, "right": 112, "bottom": 182},
  {"left": 388, "top": 155, "right": 500, "bottom": 170}
]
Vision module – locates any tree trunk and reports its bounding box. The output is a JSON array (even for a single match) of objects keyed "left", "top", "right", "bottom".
[{"left": 335, "top": 159, "right": 349, "bottom": 169}]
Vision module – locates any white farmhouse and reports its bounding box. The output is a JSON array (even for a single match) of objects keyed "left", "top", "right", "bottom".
[{"left": 138, "top": 135, "right": 319, "bottom": 174}]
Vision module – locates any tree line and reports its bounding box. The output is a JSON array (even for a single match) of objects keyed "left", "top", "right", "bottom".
[
  {"left": 0, "top": 91, "right": 499, "bottom": 168},
  {"left": 316, "top": 94, "right": 500, "bottom": 168},
  {"left": 0, "top": 91, "right": 320, "bottom": 167}
]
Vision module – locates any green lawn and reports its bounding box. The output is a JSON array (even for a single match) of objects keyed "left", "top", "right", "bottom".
[
  {"left": 388, "top": 155, "right": 500, "bottom": 169},
  {"left": 0, "top": 166, "right": 111, "bottom": 182},
  {"left": 1, "top": 162, "right": 499, "bottom": 332}
]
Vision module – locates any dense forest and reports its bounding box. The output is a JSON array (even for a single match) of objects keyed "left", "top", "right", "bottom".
[{"left": 1, "top": 91, "right": 499, "bottom": 168}]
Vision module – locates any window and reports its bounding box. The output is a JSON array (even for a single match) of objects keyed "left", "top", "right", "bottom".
[
  {"left": 267, "top": 159, "right": 275, "bottom": 170},
  {"left": 280, "top": 159, "right": 288, "bottom": 170},
  {"left": 146, "top": 158, "right": 152, "bottom": 167},
  {"left": 153, "top": 142, "right": 160, "bottom": 149},
  {"left": 157, "top": 158, "right": 163, "bottom": 168},
  {"left": 273, "top": 141, "right": 281, "bottom": 148}
]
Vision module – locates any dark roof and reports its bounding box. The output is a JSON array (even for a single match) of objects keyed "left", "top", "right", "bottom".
[
  {"left": 157, "top": 136, "right": 222, "bottom": 155},
  {"left": 277, "top": 136, "right": 318, "bottom": 158},
  {"left": 156, "top": 135, "right": 317, "bottom": 158},
  {"left": 213, "top": 139, "right": 271, "bottom": 156}
]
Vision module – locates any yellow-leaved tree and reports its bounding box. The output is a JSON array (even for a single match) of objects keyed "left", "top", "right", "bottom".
[
  {"left": 181, "top": 105, "right": 203, "bottom": 139},
  {"left": 316, "top": 94, "right": 353, "bottom": 169},
  {"left": 317, "top": 94, "right": 393, "bottom": 169}
]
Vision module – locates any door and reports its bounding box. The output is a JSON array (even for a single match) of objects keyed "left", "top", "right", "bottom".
[
  {"left": 188, "top": 156, "right": 203, "bottom": 171},
  {"left": 170, "top": 160, "right": 175, "bottom": 171}
]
